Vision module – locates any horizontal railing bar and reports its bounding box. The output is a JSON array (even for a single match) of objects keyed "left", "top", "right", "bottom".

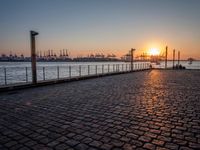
[{"left": 0, "top": 63, "right": 152, "bottom": 86}]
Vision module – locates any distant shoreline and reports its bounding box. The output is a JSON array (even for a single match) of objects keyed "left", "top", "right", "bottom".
[
  {"left": 0, "top": 60, "right": 123, "bottom": 63},
  {"left": 0, "top": 60, "right": 199, "bottom": 62}
]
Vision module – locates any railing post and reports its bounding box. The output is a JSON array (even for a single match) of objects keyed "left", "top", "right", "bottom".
[
  {"left": 57, "top": 66, "right": 59, "bottom": 79},
  {"left": 126, "top": 64, "right": 127, "bottom": 71},
  {"left": 122, "top": 64, "right": 124, "bottom": 72},
  {"left": 4, "top": 68, "right": 7, "bottom": 85},
  {"left": 88, "top": 65, "right": 90, "bottom": 75},
  {"left": 113, "top": 64, "right": 115, "bottom": 72},
  {"left": 79, "top": 65, "right": 81, "bottom": 77},
  {"left": 108, "top": 64, "right": 110, "bottom": 73},
  {"left": 102, "top": 65, "right": 104, "bottom": 74},
  {"left": 43, "top": 67, "right": 45, "bottom": 80},
  {"left": 69, "top": 66, "right": 71, "bottom": 78},
  {"left": 25, "top": 67, "right": 28, "bottom": 82},
  {"left": 117, "top": 64, "right": 119, "bottom": 72},
  {"left": 96, "top": 65, "right": 97, "bottom": 75}
]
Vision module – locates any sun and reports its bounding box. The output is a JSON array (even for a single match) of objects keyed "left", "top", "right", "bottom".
[{"left": 148, "top": 48, "right": 160, "bottom": 56}]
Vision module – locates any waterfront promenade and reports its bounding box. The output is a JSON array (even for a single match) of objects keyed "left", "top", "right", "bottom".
[{"left": 0, "top": 70, "right": 200, "bottom": 150}]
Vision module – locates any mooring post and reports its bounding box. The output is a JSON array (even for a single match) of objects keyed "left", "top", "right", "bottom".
[
  {"left": 173, "top": 49, "right": 175, "bottom": 69},
  {"left": 30, "top": 31, "right": 39, "bottom": 84},
  {"left": 165, "top": 46, "right": 168, "bottom": 69}
]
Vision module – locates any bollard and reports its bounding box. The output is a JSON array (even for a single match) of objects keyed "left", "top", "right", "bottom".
[
  {"left": 122, "top": 64, "right": 124, "bottom": 71},
  {"left": 113, "top": 64, "right": 115, "bottom": 72},
  {"left": 4, "top": 68, "right": 7, "bottom": 85},
  {"left": 43, "top": 67, "right": 45, "bottom": 80},
  {"left": 25, "top": 67, "right": 28, "bottom": 82},
  {"left": 126, "top": 64, "right": 127, "bottom": 71},
  {"left": 108, "top": 64, "right": 110, "bottom": 73},
  {"left": 69, "top": 66, "right": 71, "bottom": 78}
]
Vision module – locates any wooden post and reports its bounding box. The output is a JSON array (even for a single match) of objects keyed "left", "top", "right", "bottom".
[
  {"left": 165, "top": 46, "right": 168, "bottom": 69},
  {"left": 30, "top": 31, "right": 39, "bottom": 84}
]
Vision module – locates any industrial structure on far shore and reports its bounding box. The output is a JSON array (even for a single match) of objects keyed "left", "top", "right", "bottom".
[
  {"left": 0, "top": 50, "right": 121, "bottom": 62},
  {"left": 0, "top": 49, "right": 196, "bottom": 62}
]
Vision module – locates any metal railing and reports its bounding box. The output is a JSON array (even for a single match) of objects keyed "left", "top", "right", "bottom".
[{"left": 0, "top": 62, "right": 151, "bottom": 86}]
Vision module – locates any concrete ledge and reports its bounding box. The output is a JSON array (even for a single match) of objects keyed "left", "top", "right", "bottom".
[{"left": 0, "top": 69, "right": 150, "bottom": 93}]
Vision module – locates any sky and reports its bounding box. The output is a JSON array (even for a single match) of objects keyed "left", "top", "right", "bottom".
[{"left": 0, "top": 0, "right": 200, "bottom": 59}]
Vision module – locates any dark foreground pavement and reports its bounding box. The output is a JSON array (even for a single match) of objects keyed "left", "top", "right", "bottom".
[{"left": 0, "top": 70, "right": 200, "bottom": 150}]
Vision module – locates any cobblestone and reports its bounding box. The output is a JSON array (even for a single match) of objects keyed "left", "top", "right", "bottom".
[{"left": 0, "top": 70, "right": 200, "bottom": 149}]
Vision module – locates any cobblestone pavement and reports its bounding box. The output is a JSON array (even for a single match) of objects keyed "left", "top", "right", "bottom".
[{"left": 0, "top": 70, "right": 200, "bottom": 150}]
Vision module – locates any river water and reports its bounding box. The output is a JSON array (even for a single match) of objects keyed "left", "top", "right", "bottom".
[
  {"left": 0, "top": 61, "right": 199, "bottom": 86},
  {"left": 0, "top": 62, "right": 131, "bottom": 85}
]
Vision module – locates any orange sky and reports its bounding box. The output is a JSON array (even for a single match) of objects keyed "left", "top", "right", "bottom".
[{"left": 1, "top": 0, "right": 200, "bottom": 60}]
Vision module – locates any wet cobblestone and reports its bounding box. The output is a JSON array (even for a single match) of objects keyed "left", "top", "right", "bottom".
[{"left": 0, "top": 70, "right": 200, "bottom": 150}]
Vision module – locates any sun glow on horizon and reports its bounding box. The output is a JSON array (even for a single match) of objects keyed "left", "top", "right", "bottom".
[{"left": 148, "top": 48, "right": 160, "bottom": 56}]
